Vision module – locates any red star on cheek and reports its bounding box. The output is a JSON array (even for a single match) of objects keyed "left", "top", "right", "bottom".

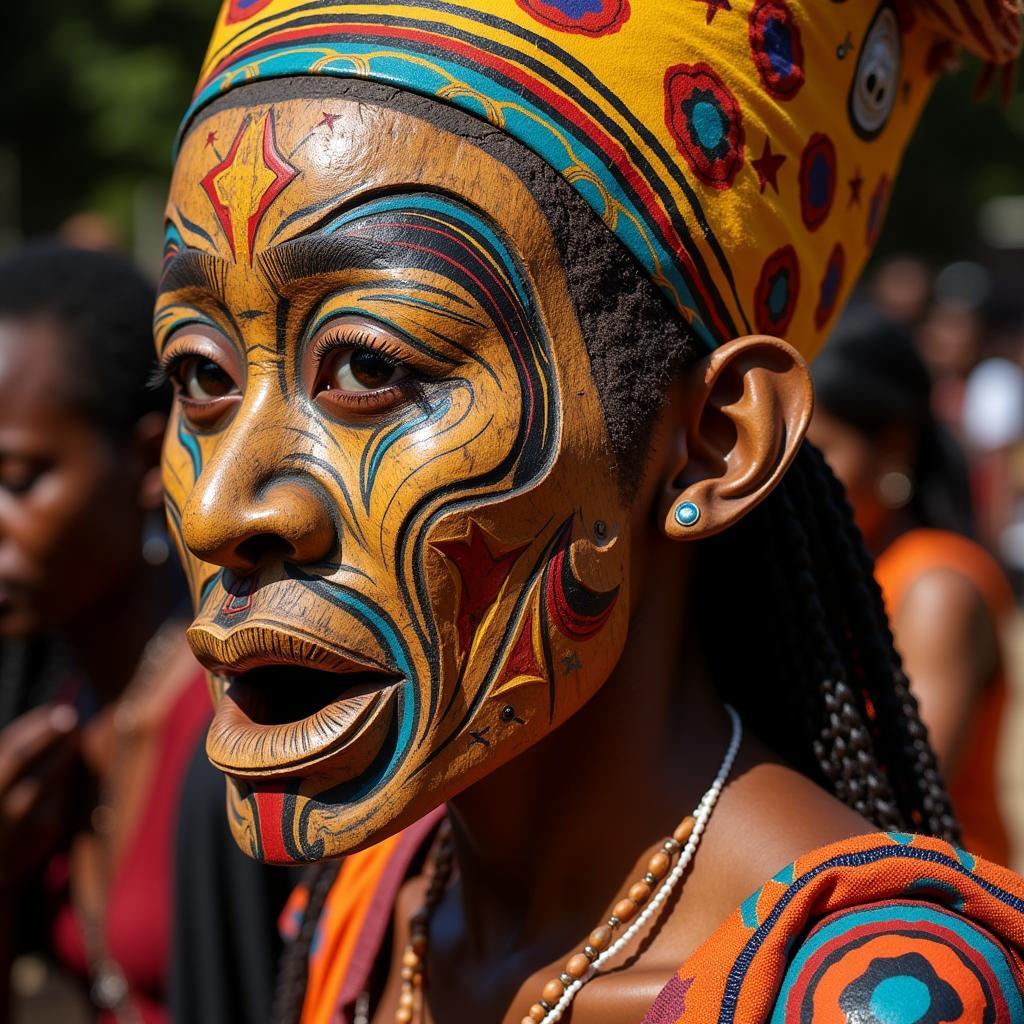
[
  {"left": 752, "top": 137, "right": 786, "bottom": 194},
  {"left": 694, "top": 0, "right": 731, "bottom": 23},
  {"left": 432, "top": 522, "right": 529, "bottom": 664},
  {"left": 205, "top": 131, "right": 217, "bottom": 148},
  {"left": 315, "top": 111, "right": 340, "bottom": 130}
]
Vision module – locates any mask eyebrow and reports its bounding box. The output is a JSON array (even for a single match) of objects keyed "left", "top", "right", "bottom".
[
  {"left": 257, "top": 234, "right": 369, "bottom": 293},
  {"left": 159, "top": 248, "right": 231, "bottom": 297}
]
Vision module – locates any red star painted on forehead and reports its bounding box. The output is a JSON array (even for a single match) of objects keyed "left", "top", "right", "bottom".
[
  {"left": 200, "top": 110, "right": 298, "bottom": 264},
  {"left": 432, "top": 521, "right": 529, "bottom": 664},
  {"left": 204, "top": 130, "right": 217, "bottom": 148},
  {"left": 694, "top": 0, "right": 731, "bottom": 24},
  {"left": 752, "top": 137, "right": 786, "bottom": 194},
  {"left": 848, "top": 167, "right": 864, "bottom": 208},
  {"left": 316, "top": 111, "right": 341, "bottom": 130}
]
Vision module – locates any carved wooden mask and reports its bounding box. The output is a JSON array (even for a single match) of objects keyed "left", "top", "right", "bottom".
[{"left": 161, "top": 94, "right": 631, "bottom": 862}]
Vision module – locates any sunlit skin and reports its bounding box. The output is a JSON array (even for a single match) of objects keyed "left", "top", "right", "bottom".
[
  {"left": 163, "top": 91, "right": 875, "bottom": 1024},
  {"left": 162, "top": 95, "right": 632, "bottom": 863}
]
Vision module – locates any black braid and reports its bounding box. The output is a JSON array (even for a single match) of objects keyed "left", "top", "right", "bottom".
[
  {"left": 697, "top": 443, "right": 960, "bottom": 842},
  {"left": 272, "top": 860, "right": 342, "bottom": 1024},
  {"left": 812, "top": 449, "right": 959, "bottom": 838}
]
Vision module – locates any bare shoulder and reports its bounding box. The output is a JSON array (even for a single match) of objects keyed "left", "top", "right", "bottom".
[
  {"left": 701, "top": 744, "right": 874, "bottom": 894},
  {"left": 674, "top": 744, "right": 874, "bottom": 957}
]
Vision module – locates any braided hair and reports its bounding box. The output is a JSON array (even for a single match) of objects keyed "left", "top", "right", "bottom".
[
  {"left": 198, "top": 80, "right": 960, "bottom": 1021},
  {"left": 697, "top": 444, "right": 959, "bottom": 841}
]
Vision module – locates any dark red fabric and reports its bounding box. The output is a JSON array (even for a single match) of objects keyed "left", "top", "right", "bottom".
[{"left": 50, "top": 669, "right": 211, "bottom": 1022}]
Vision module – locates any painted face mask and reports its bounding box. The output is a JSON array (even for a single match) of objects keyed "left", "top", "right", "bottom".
[
  {"left": 165, "top": 0, "right": 1020, "bottom": 862},
  {"left": 161, "top": 96, "right": 630, "bottom": 861}
]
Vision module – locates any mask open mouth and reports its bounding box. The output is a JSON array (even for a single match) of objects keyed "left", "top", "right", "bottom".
[{"left": 205, "top": 660, "right": 400, "bottom": 779}]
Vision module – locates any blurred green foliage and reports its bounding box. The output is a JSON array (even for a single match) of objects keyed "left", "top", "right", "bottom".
[
  {"left": 879, "top": 62, "right": 1024, "bottom": 264},
  {"left": 4, "top": 0, "right": 213, "bottom": 239},
  {"left": 2, "top": 1, "right": 1022, "bottom": 265}
]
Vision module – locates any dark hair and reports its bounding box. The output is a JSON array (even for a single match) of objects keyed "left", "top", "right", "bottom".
[
  {"left": 196, "top": 81, "right": 959, "bottom": 1022},
  {"left": 813, "top": 303, "right": 975, "bottom": 537},
  {"left": 0, "top": 242, "right": 163, "bottom": 435}
]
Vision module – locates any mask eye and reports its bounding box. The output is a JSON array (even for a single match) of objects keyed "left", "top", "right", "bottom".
[
  {"left": 166, "top": 354, "right": 240, "bottom": 428},
  {"left": 322, "top": 347, "right": 409, "bottom": 394},
  {"left": 176, "top": 356, "right": 238, "bottom": 401}
]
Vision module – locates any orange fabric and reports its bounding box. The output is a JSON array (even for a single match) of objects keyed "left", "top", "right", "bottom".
[
  {"left": 289, "top": 827, "right": 1024, "bottom": 1023},
  {"left": 296, "top": 832, "right": 404, "bottom": 1024},
  {"left": 662, "top": 831, "right": 1024, "bottom": 1023},
  {"left": 874, "top": 528, "right": 1014, "bottom": 866}
]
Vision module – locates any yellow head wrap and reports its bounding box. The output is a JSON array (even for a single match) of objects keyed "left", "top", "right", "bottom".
[{"left": 182, "top": 0, "right": 1020, "bottom": 359}]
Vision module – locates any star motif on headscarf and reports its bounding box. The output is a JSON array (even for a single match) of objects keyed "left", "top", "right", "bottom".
[
  {"left": 752, "top": 137, "right": 786, "bottom": 194},
  {"left": 848, "top": 166, "right": 864, "bottom": 207},
  {"left": 694, "top": 0, "right": 731, "bottom": 24}
]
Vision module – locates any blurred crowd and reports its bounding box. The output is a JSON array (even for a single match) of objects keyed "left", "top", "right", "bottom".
[{"left": 2, "top": 236, "right": 1024, "bottom": 1023}]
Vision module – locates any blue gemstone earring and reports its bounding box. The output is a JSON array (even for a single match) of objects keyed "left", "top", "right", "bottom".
[{"left": 674, "top": 500, "right": 701, "bottom": 528}]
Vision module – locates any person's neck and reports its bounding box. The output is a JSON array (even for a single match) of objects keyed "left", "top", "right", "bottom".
[
  {"left": 65, "top": 563, "right": 179, "bottom": 705},
  {"left": 441, "top": 543, "right": 731, "bottom": 971}
]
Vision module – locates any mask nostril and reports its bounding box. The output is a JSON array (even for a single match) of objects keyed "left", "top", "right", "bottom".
[{"left": 234, "top": 533, "right": 295, "bottom": 569}]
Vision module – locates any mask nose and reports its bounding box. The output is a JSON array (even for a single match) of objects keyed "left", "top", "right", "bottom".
[{"left": 182, "top": 442, "right": 338, "bottom": 574}]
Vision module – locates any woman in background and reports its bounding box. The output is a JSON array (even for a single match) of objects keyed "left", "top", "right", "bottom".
[
  {"left": 809, "top": 303, "right": 1014, "bottom": 865},
  {"left": 0, "top": 243, "right": 289, "bottom": 1024},
  {"left": 0, "top": 241, "right": 206, "bottom": 1023}
]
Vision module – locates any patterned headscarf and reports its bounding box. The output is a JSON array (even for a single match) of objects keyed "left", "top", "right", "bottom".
[{"left": 181, "top": 0, "right": 1020, "bottom": 359}]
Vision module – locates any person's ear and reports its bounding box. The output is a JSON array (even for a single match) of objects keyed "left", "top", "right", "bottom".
[
  {"left": 132, "top": 411, "right": 169, "bottom": 513},
  {"left": 661, "top": 335, "right": 812, "bottom": 539}
]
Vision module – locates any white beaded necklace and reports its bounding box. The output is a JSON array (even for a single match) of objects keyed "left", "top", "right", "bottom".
[{"left": 396, "top": 705, "right": 743, "bottom": 1024}]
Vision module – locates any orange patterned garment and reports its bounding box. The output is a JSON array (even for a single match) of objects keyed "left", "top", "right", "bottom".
[
  {"left": 874, "top": 529, "right": 1015, "bottom": 867},
  {"left": 284, "top": 827, "right": 1024, "bottom": 1023}
]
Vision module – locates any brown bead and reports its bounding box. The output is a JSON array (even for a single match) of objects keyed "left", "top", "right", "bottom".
[
  {"left": 401, "top": 966, "right": 415, "bottom": 981},
  {"left": 566, "top": 953, "right": 590, "bottom": 978},
  {"left": 401, "top": 948, "right": 421, "bottom": 969},
  {"left": 612, "top": 897, "right": 638, "bottom": 923},
  {"left": 399, "top": 990, "right": 415, "bottom": 1009},
  {"left": 529, "top": 1004, "right": 547, "bottom": 1022},
  {"left": 396, "top": 1009, "right": 413, "bottom": 1024},
  {"left": 542, "top": 979, "right": 565, "bottom": 1004},
  {"left": 629, "top": 881, "right": 652, "bottom": 904},
  {"left": 589, "top": 925, "right": 612, "bottom": 950},
  {"left": 521, "top": 1018, "right": 536, "bottom": 1024},
  {"left": 673, "top": 816, "right": 696, "bottom": 845},
  {"left": 410, "top": 933, "right": 427, "bottom": 957},
  {"left": 647, "top": 851, "right": 671, "bottom": 880}
]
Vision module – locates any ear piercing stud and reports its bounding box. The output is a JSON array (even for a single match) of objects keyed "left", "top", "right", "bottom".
[{"left": 674, "top": 501, "right": 701, "bottom": 527}]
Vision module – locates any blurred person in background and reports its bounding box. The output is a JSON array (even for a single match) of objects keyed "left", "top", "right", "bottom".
[
  {"left": 0, "top": 241, "right": 204, "bottom": 1023},
  {"left": 960, "top": 297, "right": 1024, "bottom": 574},
  {"left": 809, "top": 303, "right": 1014, "bottom": 865},
  {"left": 869, "top": 254, "right": 932, "bottom": 331},
  {"left": 0, "top": 243, "right": 288, "bottom": 1024}
]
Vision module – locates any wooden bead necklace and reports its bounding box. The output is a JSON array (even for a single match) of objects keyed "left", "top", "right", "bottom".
[{"left": 395, "top": 704, "right": 743, "bottom": 1024}]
